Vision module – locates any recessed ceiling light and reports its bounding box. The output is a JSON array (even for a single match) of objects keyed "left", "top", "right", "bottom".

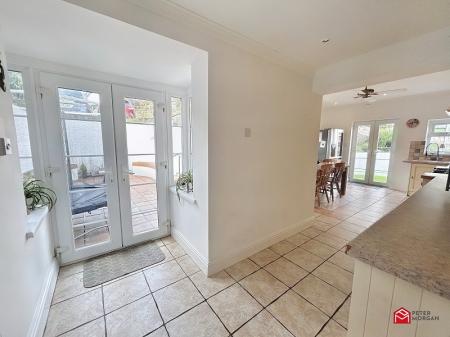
[
  {"left": 333, "top": 101, "right": 338, "bottom": 105},
  {"left": 321, "top": 38, "right": 330, "bottom": 44},
  {"left": 382, "top": 93, "right": 387, "bottom": 96}
]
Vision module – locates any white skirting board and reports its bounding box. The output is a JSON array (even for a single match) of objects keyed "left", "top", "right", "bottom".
[
  {"left": 172, "top": 215, "right": 316, "bottom": 276},
  {"left": 26, "top": 259, "right": 59, "bottom": 337},
  {"left": 348, "top": 260, "right": 450, "bottom": 337},
  {"left": 171, "top": 228, "right": 209, "bottom": 274},
  {"left": 206, "top": 215, "right": 316, "bottom": 275}
]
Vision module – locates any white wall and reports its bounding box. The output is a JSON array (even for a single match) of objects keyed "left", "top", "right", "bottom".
[
  {"left": 0, "top": 40, "right": 57, "bottom": 337},
  {"left": 66, "top": 0, "right": 322, "bottom": 273},
  {"left": 313, "top": 27, "right": 450, "bottom": 95},
  {"left": 321, "top": 91, "right": 450, "bottom": 192}
]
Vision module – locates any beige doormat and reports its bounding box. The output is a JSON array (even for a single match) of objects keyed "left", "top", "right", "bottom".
[{"left": 83, "top": 241, "right": 165, "bottom": 287}]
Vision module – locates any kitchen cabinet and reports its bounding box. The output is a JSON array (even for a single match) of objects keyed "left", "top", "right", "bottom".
[{"left": 407, "top": 163, "right": 435, "bottom": 196}]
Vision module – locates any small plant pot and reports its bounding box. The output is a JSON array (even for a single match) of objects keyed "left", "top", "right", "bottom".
[{"left": 26, "top": 197, "right": 35, "bottom": 214}]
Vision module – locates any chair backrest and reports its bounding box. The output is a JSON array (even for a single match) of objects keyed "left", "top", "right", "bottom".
[
  {"left": 322, "top": 159, "right": 334, "bottom": 163},
  {"left": 333, "top": 162, "right": 346, "bottom": 181},
  {"left": 317, "top": 164, "right": 333, "bottom": 188}
]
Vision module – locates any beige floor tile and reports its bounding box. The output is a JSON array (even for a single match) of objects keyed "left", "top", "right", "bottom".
[
  {"left": 284, "top": 247, "right": 324, "bottom": 272},
  {"left": 190, "top": 270, "right": 235, "bottom": 298},
  {"left": 52, "top": 272, "right": 94, "bottom": 304},
  {"left": 165, "top": 242, "right": 186, "bottom": 258},
  {"left": 315, "top": 233, "right": 348, "bottom": 249},
  {"left": 301, "top": 227, "right": 323, "bottom": 238},
  {"left": 317, "top": 319, "right": 347, "bottom": 337},
  {"left": 148, "top": 327, "right": 169, "bottom": 337},
  {"left": 333, "top": 297, "right": 350, "bottom": 329},
  {"left": 328, "top": 251, "right": 355, "bottom": 273},
  {"left": 177, "top": 255, "right": 200, "bottom": 275},
  {"left": 285, "top": 232, "right": 310, "bottom": 246},
  {"left": 334, "top": 222, "right": 366, "bottom": 234},
  {"left": 58, "top": 262, "right": 84, "bottom": 279},
  {"left": 264, "top": 257, "right": 308, "bottom": 287},
  {"left": 234, "top": 310, "right": 294, "bottom": 337},
  {"left": 239, "top": 269, "right": 288, "bottom": 306},
  {"left": 106, "top": 295, "right": 163, "bottom": 337},
  {"left": 311, "top": 221, "right": 335, "bottom": 231},
  {"left": 327, "top": 227, "right": 359, "bottom": 241},
  {"left": 161, "top": 236, "right": 176, "bottom": 245},
  {"left": 316, "top": 215, "right": 341, "bottom": 225},
  {"left": 59, "top": 318, "right": 105, "bottom": 337},
  {"left": 249, "top": 248, "right": 280, "bottom": 267},
  {"left": 267, "top": 290, "right": 328, "bottom": 337},
  {"left": 226, "top": 258, "right": 259, "bottom": 281},
  {"left": 293, "top": 274, "right": 346, "bottom": 316},
  {"left": 157, "top": 246, "right": 175, "bottom": 263},
  {"left": 153, "top": 278, "right": 203, "bottom": 322},
  {"left": 312, "top": 262, "right": 353, "bottom": 294},
  {"left": 270, "top": 240, "right": 296, "bottom": 255},
  {"left": 144, "top": 260, "right": 186, "bottom": 291},
  {"left": 45, "top": 289, "right": 103, "bottom": 337},
  {"left": 208, "top": 283, "right": 262, "bottom": 332},
  {"left": 103, "top": 272, "right": 150, "bottom": 313},
  {"left": 166, "top": 302, "right": 228, "bottom": 337},
  {"left": 300, "top": 240, "right": 337, "bottom": 259}
]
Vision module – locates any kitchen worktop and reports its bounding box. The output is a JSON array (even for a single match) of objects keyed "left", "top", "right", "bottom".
[
  {"left": 347, "top": 175, "right": 450, "bottom": 299},
  {"left": 403, "top": 159, "right": 450, "bottom": 165}
]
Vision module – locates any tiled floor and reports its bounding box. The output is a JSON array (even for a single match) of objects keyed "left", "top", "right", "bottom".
[{"left": 46, "top": 183, "right": 407, "bottom": 337}]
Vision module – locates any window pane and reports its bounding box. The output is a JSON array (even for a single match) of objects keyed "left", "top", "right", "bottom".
[
  {"left": 58, "top": 88, "right": 100, "bottom": 117},
  {"left": 64, "top": 120, "right": 104, "bottom": 156},
  {"left": 9, "top": 70, "right": 34, "bottom": 179},
  {"left": 10, "top": 71, "right": 27, "bottom": 116},
  {"left": 13, "top": 116, "right": 32, "bottom": 157},
  {"left": 171, "top": 97, "right": 183, "bottom": 181}
]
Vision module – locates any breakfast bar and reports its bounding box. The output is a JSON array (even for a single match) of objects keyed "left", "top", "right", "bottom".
[{"left": 346, "top": 175, "right": 450, "bottom": 337}]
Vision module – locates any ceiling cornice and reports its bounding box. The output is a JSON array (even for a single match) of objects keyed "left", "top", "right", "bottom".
[{"left": 125, "top": 0, "right": 314, "bottom": 78}]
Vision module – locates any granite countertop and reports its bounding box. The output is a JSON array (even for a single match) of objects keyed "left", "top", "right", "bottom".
[
  {"left": 403, "top": 159, "right": 450, "bottom": 165},
  {"left": 347, "top": 175, "right": 450, "bottom": 299}
]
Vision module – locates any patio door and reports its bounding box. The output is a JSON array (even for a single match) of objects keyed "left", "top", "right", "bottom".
[
  {"left": 112, "top": 85, "right": 169, "bottom": 246},
  {"left": 41, "top": 73, "right": 123, "bottom": 263},
  {"left": 41, "top": 74, "right": 169, "bottom": 264},
  {"left": 349, "top": 120, "right": 397, "bottom": 186}
]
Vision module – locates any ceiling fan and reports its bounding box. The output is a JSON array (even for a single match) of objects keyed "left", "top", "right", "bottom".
[{"left": 354, "top": 86, "right": 406, "bottom": 99}]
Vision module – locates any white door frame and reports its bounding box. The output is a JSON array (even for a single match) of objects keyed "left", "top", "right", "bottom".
[
  {"left": 349, "top": 119, "right": 397, "bottom": 187},
  {"left": 40, "top": 73, "right": 123, "bottom": 263},
  {"left": 112, "top": 84, "right": 170, "bottom": 246}
]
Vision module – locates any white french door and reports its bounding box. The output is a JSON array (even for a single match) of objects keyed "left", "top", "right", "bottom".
[
  {"left": 349, "top": 120, "right": 397, "bottom": 186},
  {"left": 112, "top": 85, "right": 169, "bottom": 246},
  {"left": 41, "top": 73, "right": 169, "bottom": 264}
]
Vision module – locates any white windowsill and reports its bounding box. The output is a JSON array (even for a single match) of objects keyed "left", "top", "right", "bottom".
[
  {"left": 26, "top": 206, "right": 49, "bottom": 240},
  {"left": 169, "top": 186, "right": 197, "bottom": 204}
]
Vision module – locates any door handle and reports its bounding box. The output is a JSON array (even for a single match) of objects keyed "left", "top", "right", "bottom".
[{"left": 122, "top": 168, "right": 131, "bottom": 183}]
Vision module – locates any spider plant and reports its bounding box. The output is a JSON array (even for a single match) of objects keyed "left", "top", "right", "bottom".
[
  {"left": 176, "top": 170, "right": 193, "bottom": 201},
  {"left": 23, "top": 178, "right": 57, "bottom": 213}
]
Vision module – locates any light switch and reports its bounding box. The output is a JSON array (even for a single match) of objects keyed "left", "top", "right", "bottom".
[
  {"left": 0, "top": 137, "right": 12, "bottom": 156},
  {"left": 244, "top": 128, "right": 251, "bottom": 138}
]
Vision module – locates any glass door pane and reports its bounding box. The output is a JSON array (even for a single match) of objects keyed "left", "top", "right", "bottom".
[
  {"left": 58, "top": 88, "right": 112, "bottom": 248},
  {"left": 124, "top": 98, "right": 159, "bottom": 234},
  {"left": 371, "top": 122, "right": 395, "bottom": 185},
  {"left": 352, "top": 124, "right": 372, "bottom": 182}
]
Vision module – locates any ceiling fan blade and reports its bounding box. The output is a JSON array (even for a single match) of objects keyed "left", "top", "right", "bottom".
[{"left": 377, "top": 88, "right": 407, "bottom": 94}]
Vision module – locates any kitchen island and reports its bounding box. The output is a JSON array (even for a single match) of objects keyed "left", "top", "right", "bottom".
[{"left": 346, "top": 174, "right": 450, "bottom": 337}]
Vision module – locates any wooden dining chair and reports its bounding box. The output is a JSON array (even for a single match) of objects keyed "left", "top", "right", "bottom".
[
  {"left": 317, "top": 163, "right": 334, "bottom": 204},
  {"left": 328, "top": 162, "right": 346, "bottom": 201},
  {"left": 315, "top": 169, "right": 325, "bottom": 206}
]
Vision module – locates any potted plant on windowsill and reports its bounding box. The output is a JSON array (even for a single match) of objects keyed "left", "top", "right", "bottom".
[
  {"left": 23, "top": 178, "right": 57, "bottom": 214},
  {"left": 176, "top": 170, "right": 193, "bottom": 201}
]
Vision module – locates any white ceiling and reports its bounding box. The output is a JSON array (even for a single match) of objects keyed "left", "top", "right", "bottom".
[
  {"left": 0, "top": 0, "right": 202, "bottom": 87},
  {"left": 166, "top": 0, "right": 450, "bottom": 71},
  {"left": 323, "top": 69, "right": 450, "bottom": 107}
]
